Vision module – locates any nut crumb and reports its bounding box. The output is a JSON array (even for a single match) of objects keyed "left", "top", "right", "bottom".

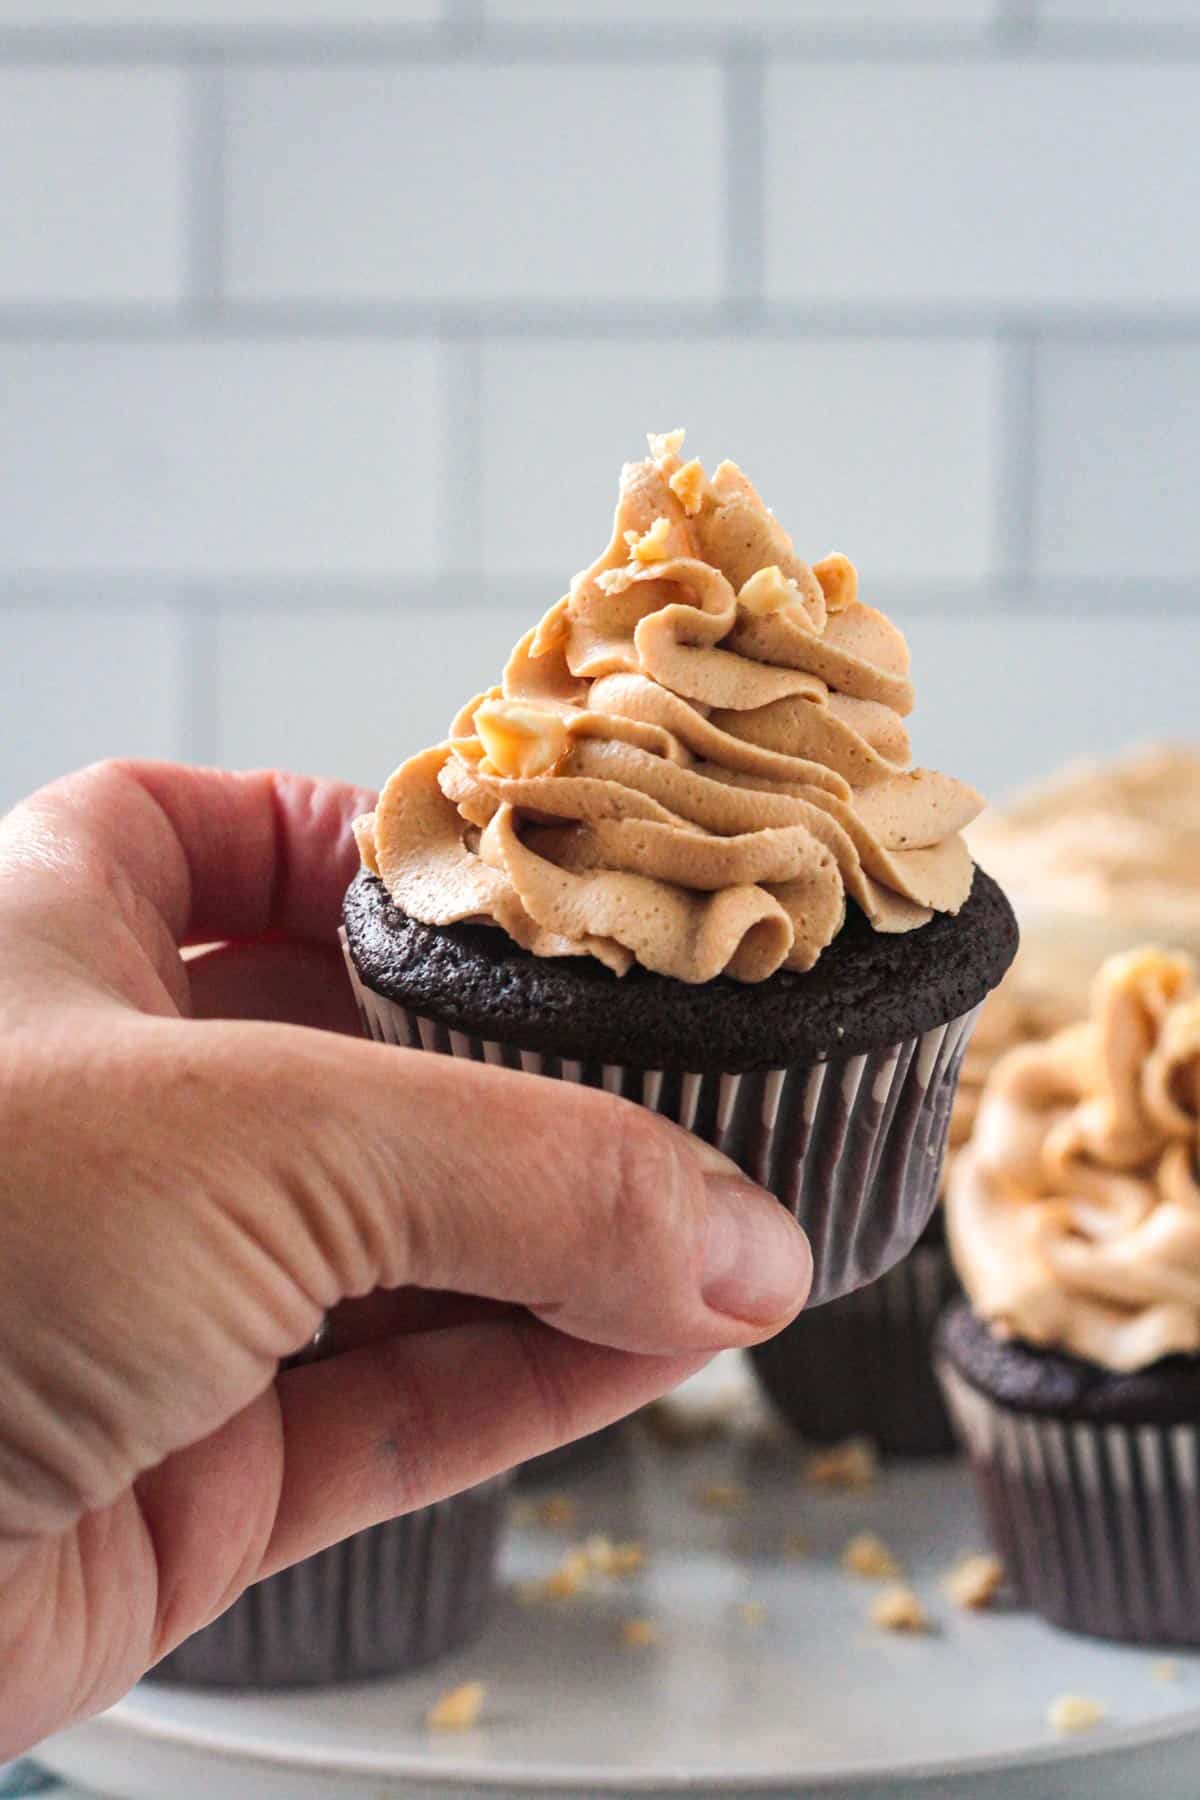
[
  {"left": 1152, "top": 1659, "right": 1180, "bottom": 1683},
  {"left": 516, "top": 1535, "right": 645, "bottom": 1604},
  {"left": 783, "top": 1530, "right": 810, "bottom": 1558},
  {"left": 945, "top": 1553, "right": 1004, "bottom": 1611},
  {"left": 626, "top": 515, "right": 672, "bottom": 565},
  {"left": 647, "top": 427, "right": 686, "bottom": 471},
  {"left": 1048, "top": 1694, "right": 1106, "bottom": 1736},
  {"left": 668, "top": 458, "right": 709, "bottom": 516},
  {"left": 427, "top": 1681, "right": 486, "bottom": 1731},
  {"left": 806, "top": 1438, "right": 878, "bottom": 1491},
  {"left": 869, "top": 1585, "right": 930, "bottom": 1634},
  {"left": 738, "top": 565, "right": 800, "bottom": 617},
  {"left": 813, "top": 551, "right": 858, "bottom": 613},
  {"left": 738, "top": 1601, "right": 768, "bottom": 1628},
  {"left": 581, "top": 1534, "right": 645, "bottom": 1578},
  {"left": 694, "top": 1480, "right": 749, "bottom": 1514},
  {"left": 536, "top": 1493, "right": 578, "bottom": 1531},
  {"left": 842, "top": 1533, "right": 902, "bottom": 1580},
  {"left": 620, "top": 1616, "right": 661, "bottom": 1649}
]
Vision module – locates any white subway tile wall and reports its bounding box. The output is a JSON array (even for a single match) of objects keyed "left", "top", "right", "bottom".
[
  {"left": 224, "top": 64, "right": 723, "bottom": 304},
  {"left": 0, "top": 68, "right": 185, "bottom": 304},
  {"left": 0, "top": 341, "right": 442, "bottom": 575},
  {"left": 479, "top": 340, "right": 1000, "bottom": 581},
  {"left": 765, "top": 63, "right": 1200, "bottom": 310},
  {"left": 1, "top": 598, "right": 185, "bottom": 811},
  {"left": 0, "top": 8, "right": 1197, "bottom": 819}
]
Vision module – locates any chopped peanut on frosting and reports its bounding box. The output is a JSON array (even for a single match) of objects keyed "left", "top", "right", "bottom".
[
  {"left": 354, "top": 431, "right": 984, "bottom": 985},
  {"left": 948, "top": 945, "right": 1200, "bottom": 1373}
]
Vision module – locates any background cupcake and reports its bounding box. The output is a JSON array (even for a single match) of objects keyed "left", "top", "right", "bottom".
[
  {"left": 938, "top": 946, "right": 1200, "bottom": 1646},
  {"left": 969, "top": 743, "right": 1200, "bottom": 1021},
  {"left": 748, "top": 967, "right": 1064, "bottom": 1458},
  {"left": 343, "top": 434, "right": 1017, "bottom": 1307}
]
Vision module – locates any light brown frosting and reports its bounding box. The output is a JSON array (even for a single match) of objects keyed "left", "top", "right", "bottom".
[
  {"left": 947, "top": 946, "right": 1200, "bottom": 1372},
  {"left": 943, "top": 969, "right": 1074, "bottom": 1184},
  {"left": 970, "top": 744, "right": 1200, "bottom": 931},
  {"left": 356, "top": 434, "right": 983, "bottom": 984}
]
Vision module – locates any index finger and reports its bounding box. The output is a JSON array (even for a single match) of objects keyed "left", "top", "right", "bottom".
[{"left": 2, "top": 758, "right": 375, "bottom": 950}]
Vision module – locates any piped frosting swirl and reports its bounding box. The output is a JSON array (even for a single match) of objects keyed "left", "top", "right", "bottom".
[
  {"left": 948, "top": 946, "right": 1200, "bottom": 1372},
  {"left": 355, "top": 434, "right": 983, "bottom": 984}
]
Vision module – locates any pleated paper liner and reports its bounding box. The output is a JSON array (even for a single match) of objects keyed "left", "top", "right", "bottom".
[
  {"left": 148, "top": 1477, "right": 508, "bottom": 1689},
  {"left": 342, "top": 931, "right": 979, "bottom": 1307},
  {"left": 751, "top": 1236, "right": 961, "bottom": 1456},
  {"left": 939, "top": 1361, "right": 1200, "bottom": 1647}
]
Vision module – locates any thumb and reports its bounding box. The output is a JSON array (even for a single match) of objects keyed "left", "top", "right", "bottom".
[{"left": 238, "top": 1021, "right": 812, "bottom": 1358}]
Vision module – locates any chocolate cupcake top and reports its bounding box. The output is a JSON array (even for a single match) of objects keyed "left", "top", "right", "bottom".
[
  {"left": 355, "top": 433, "right": 984, "bottom": 985},
  {"left": 947, "top": 946, "right": 1200, "bottom": 1372}
]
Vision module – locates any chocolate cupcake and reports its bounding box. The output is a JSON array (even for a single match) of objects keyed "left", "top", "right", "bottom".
[
  {"left": 149, "top": 1328, "right": 508, "bottom": 1689},
  {"left": 149, "top": 1477, "right": 507, "bottom": 1688},
  {"left": 749, "top": 1210, "right": 959, "bottom": 1457},
  {"left": 344, "top": 433, "right": 1017, "bottom": 1304},
  {"left": 750, "top": 973, "right": 1065, "bottom": 1457},
  {"left": 937, "top": 947, "right": 1200, "bottom": 1645}
]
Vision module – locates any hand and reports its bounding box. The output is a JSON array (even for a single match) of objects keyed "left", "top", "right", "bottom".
[{"left": 0, "top": 759, "right": 810, "bottom": 1756}]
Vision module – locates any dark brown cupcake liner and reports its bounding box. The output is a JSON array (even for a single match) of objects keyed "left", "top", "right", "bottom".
[
  {"left": 938, "top": 1359, "right": 1200, "bottom": 1646},
  {"left": 148, "top": 1477, "right": 508, "bottom": 1688},
  {"left": 750, "top": 1238, "right": 961, "bottom": 1456},
  {"left": 342, "top": 934, "right": 979, "bottom": 1307}
]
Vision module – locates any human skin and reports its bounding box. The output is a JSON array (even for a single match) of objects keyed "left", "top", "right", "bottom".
[{"left": 0, "top": 760, "right": 810, "bottom": 1757}]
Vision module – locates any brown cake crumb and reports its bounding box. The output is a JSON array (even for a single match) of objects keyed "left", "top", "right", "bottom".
[
  {"left": 806, "top": 1438, "right": 878, "bottom": 1491},
  {"left": 783, "top": 1530, "right": 810, "bottom": 1558},
  {"left": 869, "top": 1585, "right": 930, "bottom": 1634},
  {"left": 620, "top": 1617, "right": 661, "bottom": 1649},
  {"left": 427, "top": 1681, "right": 486, "bottom": 1731},
  {"left": 842, "top": 1533, "right": 902, "bottom": 1579},
  {"left": 1048, "top": 1694, "right": 1106, "bottom": 1736},
  {"left": 945, "top": 1553, "right": 1004, "bottom": 1611},
  {"left": 694, "top": 1480, "right": 749, "bottom": 1514},
  {"left": 738, "top": 1601, "right": 769, "bottom": 1628},
  {"left": 1152, "top": 1659, "right": 1181, "bottom": 1683}
]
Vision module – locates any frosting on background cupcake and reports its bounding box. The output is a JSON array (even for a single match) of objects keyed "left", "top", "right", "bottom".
[
  {"left": 356, "top": 433, "right": 983, "bottom": 985},
  {"left": 947, "top": 946, "right": 1200, "bottom": 1373}
]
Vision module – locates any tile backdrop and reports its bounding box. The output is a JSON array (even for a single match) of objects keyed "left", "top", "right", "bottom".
[{"left": 1, "top": 0, "right": 1198, "bottom": 815}]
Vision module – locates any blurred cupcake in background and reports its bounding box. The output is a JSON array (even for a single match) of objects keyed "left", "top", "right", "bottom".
[
  {"left": 969, "top": 743, "right": 1200, "bottom": 1019},
  {"left": 750, "top": 968, "right": 1068, "bottom": 1459},
  {"left": 938, "top": 946, "right": 1200, "bottom": 1646},
  {"left": 150, "top": 1323, "right": 509, "bottom": 1689}
]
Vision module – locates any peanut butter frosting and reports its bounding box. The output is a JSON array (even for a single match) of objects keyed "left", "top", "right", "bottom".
[
  {"left": 948, "top": 947, "right": 1200, "bottom": 1372},
  {"left": 355, "top": 433, "right": 984, "bottom": 985},
  {"left": 969, "top": 744, "right": 1200, "bottom": 930}
]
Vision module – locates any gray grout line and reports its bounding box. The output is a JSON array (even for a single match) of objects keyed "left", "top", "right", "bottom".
[
  {"left": 440, "top": 338, "right": 484, "bottom": 571},
  {"left": 6, "top": 25, "right": 1200, "bottom": 63},
  {"left": 177, "top": 599, "right": 221, "bottom": 766},
  {"left": 992, "top": 0, "right": 1039, "bottom": 49},
  {"left": 183, "top": 59, "right": 226, "bottom": 315},
  {"left": 723, "top": 41, "right": 766, "bottom": 319},
  {"left": 4, "top": 303, "right": 1200, "bottom": 343},
  {"left": 994, "top": 328, "right": 1038, "bottom": 597}
]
